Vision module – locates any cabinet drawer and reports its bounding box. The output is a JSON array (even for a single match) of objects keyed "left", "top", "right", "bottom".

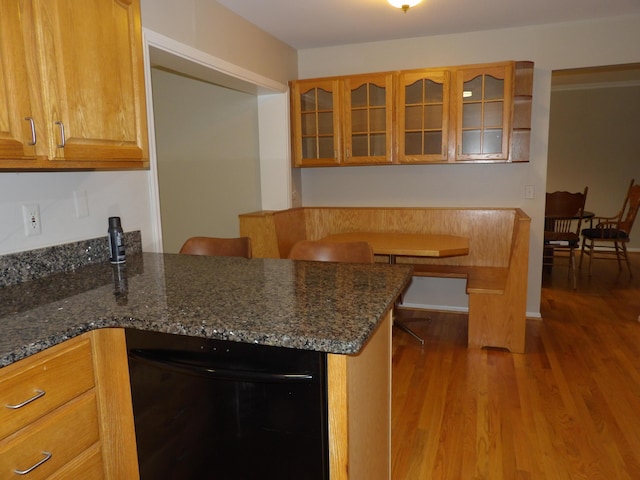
[
  {"left": 0, "top": 336, "right": 95, "bottom": 440},
  {"left": 0, "top": 391, "right": 100, "bottom": 479},
  {"left": 48, "top": 443, "right": 104, "bottom": 480}
]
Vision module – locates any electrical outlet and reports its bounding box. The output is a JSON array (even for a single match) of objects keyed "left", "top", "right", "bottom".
[{"left": 22, "top": 204, "right": 41, "bottom": 236}]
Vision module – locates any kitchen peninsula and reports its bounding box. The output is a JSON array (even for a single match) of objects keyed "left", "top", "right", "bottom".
[{"left": 0, "top": 248, "right": 411, "bottom": 479}]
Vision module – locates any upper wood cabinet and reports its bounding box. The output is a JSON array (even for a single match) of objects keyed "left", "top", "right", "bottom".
[
  {"left": 291, "top": 79, "right": 342, "bottom": 167},
  {"left": 0, "top": 0, "right": 148, "bottom": 171},
  {"left": 291, "top": 73, "right": 394, "bottom": 167},
  {"left": 290, "top": 61, "right": 533, "bottom": 167}
]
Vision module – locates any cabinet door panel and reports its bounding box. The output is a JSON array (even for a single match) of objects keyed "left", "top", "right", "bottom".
[
  {"left": 33, "top": 0, "right": 148, "bottom": 162},
  {"left": 291, "top": 79, "right": 341, "bottom": 167},
  {"left": 343, "top": 73, "right": 393, "bottom": 165},
  {"left": 456, "top": 64, "right": 512, "bottom": 161},
  {"left": 397, "top": 69, "right": 450, "bottom": 163},
  {"left": 0, "top": 1, "right": 38, "bottom": 162}
]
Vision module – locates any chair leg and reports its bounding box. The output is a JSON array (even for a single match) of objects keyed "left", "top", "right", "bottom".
[
  {"left": 613, "top": 241, "right": 623, "bottom": 271},
  {"left": 622, "top": 243, "right": 632, "bottom": 277},
  {"left": 570, "top": 249, "right": 577, "bottom": 289},
  {"left": 588, "top": 239, "right": 594, "bottom": 277}
]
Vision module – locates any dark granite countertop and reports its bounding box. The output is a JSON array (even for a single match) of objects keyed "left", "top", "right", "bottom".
[{"left": 0, "top": 252, "right": 412, "bottom": 367}]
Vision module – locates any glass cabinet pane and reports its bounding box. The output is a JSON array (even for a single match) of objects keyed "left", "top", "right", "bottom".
[
  {"left": 370, "top": 108, "right": 386, "bottom": 132},
  {"left": 484, "top": 76, "right": 504, "bottom": 100},
  {"left": 462, "top": 103, "right": 481, "bottom": 129},
  {"left": 301, "top": 90, "right": 316, "bottom": 112},
  {"left": 318, "top": 137, "right": 334, "bottom": 158},
  {"left": 351, "top": 84, "right": 367, "bottom": 108},
  {"left": 301, "top": 112, "right": 316, "bottom": 136},
  {"left": 461, "top": 130, "right": 481, "bottom": 154},
  {"left": 405, "top": 106, "right": 422, "bottom": 130},
  {"left": 317, "top": 112, "right": 333, "bottom": 135},
  {"left": 405, "top": 81, "right": 423, "bottom": 104},
  {"left": 369, "top": 84, "right": 386, "bottom": 106},
  {"left": 424, "top": 131, "right": 442, "bottom": 154},
  {"left": 424, "top": 105, "right": 443, "bottom": 130},
  {"left": 463, "top": 76, "right": 483, "bottom": 100},
  {"left": 424, "top": 80, "right": 443, "bottom": 103},
  {"left": 483, "top": 101, "right": 503, "bottom": 126},
  {"left": 316, "top": 89, "right": 333, "bottom": 109},
  {"left": 352, "top": 135, "right": 368, "bottom": 156},
  {"left": 483, "top": 129, "right": 503, "bottom": 153}
]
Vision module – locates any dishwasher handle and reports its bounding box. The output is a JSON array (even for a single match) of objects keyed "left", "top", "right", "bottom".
[{"left": 128, "top": 348, "right": 315, "bottom": 383}]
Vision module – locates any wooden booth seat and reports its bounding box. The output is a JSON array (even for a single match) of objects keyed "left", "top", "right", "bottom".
[{"left": 239, "top": 207, "right": 531, "bottom": 353}]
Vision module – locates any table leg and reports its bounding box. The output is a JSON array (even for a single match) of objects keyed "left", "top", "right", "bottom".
[{"left": 388, "top": 254, "right": 425, "bottom": 344}]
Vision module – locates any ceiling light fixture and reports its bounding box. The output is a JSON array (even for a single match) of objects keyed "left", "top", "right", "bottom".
[{"left": 387, "top": 0, "right": 423, "bottom": 13}]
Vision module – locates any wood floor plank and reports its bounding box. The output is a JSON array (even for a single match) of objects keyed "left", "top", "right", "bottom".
[{"left": 392, "top": 252, "right": 640, "bottom": 479}]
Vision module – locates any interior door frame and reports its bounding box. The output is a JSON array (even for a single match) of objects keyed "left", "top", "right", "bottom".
[{"left": 141, "top": 29, "right": 291, "bottom": 252}]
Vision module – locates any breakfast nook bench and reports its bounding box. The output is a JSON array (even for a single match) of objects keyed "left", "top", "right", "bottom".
[{"left": 239, "top": 207, "right": 530, "bottom": 353}]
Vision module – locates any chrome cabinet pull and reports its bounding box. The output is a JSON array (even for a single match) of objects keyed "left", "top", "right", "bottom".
[
  {"left": 14, "top": 451, "right": 52, "bottom": 475},
  {"left": 54, "top": 121, "right": 65, "bottom": 148},
  {"left": 5, "top": 389, "right": 46, "bottom": 409},
  {"left": 24, "top": 117, "right": 36, "bottom": 145}
]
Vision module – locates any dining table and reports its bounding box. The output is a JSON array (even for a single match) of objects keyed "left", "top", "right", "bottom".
[
  {"left": 321, "top": 231, "right": 470, "bottom": 343},
  {"left": 543, "top": 210, "right": 595, "bottom": 274}
]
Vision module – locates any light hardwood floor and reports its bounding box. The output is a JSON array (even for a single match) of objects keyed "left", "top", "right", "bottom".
[{"left": 392, "top": 253, "right": 640, "bottom": 479}]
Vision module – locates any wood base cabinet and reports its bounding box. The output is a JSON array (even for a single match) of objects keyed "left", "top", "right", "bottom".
[
  {"left": 0, "top": 330, "right": 139, "bottom": 479},
  {"left": 0, "top": 0, "right": 148, "bottom": 171},
  {"left": 328, "top": 312, "right": 392, "bottom": 479}
]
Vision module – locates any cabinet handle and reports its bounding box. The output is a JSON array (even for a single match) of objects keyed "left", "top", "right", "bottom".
[
  {"left": 54, "top": 121, "right": 66, "bottom": 148},
  {"left": 24, "top": 117, "right": 36, "bottom": 145},
  {"left": 5, "top": 389, "right": 46, "bottom": 409},
  {"left": 13, "top": 451, "right": 52, "bottom": 475}
]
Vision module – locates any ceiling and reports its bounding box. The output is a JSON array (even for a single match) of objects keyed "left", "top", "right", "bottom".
[{"left": 217, "top": 0, "right": 640, "bottom": 50}]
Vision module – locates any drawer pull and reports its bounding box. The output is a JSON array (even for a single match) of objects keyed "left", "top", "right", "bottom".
[
  {"left": 5, "top": 389, "right": 46, "bottom": 409},
  {"left": 14, "top": 451, "right": 52, "bottom": 475}
]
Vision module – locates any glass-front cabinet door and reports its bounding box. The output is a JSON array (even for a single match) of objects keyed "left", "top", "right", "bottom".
[
  {"left": 291, "top": 79, "right": 342, "bottom": 167},
  {"left": 455, "top": 63, "right": 513, "bottom": 161},
  {"left": 343, "top": 73, "right": 393, "bottom": 165},
  {"left": 397, "top": 69, "right": 450, "bottom": 163}
]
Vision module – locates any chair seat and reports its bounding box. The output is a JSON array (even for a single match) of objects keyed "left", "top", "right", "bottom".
[{"left": 581, "top": 228, "right": 629, "bottom": 240}]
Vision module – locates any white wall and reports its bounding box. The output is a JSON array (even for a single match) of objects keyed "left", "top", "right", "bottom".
[
  {"left": 0, "top": 170, "right": 153, "bottom": 254},
  {"left": 297, "top": 15, "right": 640, "bottom": 317}
]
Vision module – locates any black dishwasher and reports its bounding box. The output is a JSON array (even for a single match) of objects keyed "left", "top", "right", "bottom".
[{"left": 125, "top": 329, "right": 329, "bottom": 480}]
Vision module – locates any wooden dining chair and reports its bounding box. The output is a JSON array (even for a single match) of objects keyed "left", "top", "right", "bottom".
[
  {"left": 543, "top": 187, "right": 588, "bottom": 289},
  {"left": 179, "top": 236, "right": 252, "bottom": 258},
  {"left": 580, "top": 179, "right": 640, "bottom": 277},
  {"left": 287, "top": 240, "right": 374, "bottom": 263}
]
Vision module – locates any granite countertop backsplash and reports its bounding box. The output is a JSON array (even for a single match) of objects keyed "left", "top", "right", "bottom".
[{"left": 0, "top": 235, "right": 412, "bottom": 367}]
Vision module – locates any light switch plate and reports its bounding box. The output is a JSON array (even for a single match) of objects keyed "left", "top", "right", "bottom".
[
  {"left": 524, "top": 185, "right": 535, "bottom": 199},
  {"left": 74, "top": 190, "right": 89, "bottom": 218}
]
